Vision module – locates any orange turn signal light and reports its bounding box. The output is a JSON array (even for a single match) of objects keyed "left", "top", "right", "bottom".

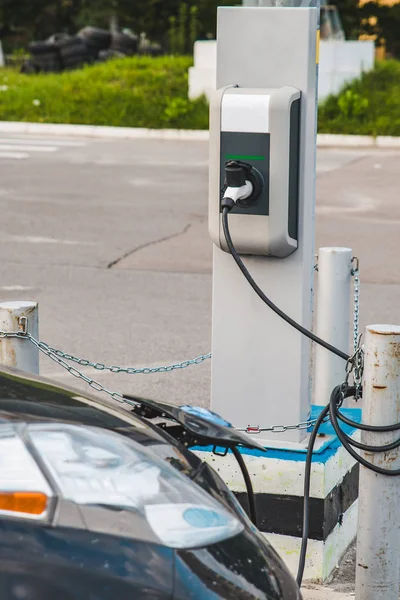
[{"left": 0, "top": 492, "right": 48, "bottom": 515}]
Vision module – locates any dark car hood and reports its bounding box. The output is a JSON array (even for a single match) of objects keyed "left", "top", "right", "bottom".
[{"left": 0, "top": 366, "right": 199, "bottom": 474}]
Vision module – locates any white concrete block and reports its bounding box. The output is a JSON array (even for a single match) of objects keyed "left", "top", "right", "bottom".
[
  {"left": 188, "top": 66, "right": 216, "bottom": 101},
  {"left": 193, "top": 40, "right": 217, "bottom": 69},
  {"left": 188, "top": 39, "right": 375, "bottom": 102}
]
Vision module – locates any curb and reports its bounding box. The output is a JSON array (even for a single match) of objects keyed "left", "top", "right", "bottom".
[
  {"left": 0, "top": 121, "right": 209, "bottom": 142},
  {"left": 0, "top": 121, "right": 399, "bottom": 148},
  {"left": 317, "top": 133, "right": 400, "bottom": 149}
]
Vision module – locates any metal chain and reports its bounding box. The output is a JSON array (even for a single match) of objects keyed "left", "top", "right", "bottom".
[
  {"left": 29, "top": 338, "right": 211, "bottom": 375},
  {"left": 237, "top": 418, "right": 328, "bottom": 435},
  {"left": 0, "top": 329, "right": 330, "bottom": 435},
  {"left": 351, "top": 257, "right": 360, "bottom": 355},
  {"left": 0, "top": 257, "right": 362, "bottom": 431},
  {"left": 26, "top": 333, "right": 140, "bottom": 409}
]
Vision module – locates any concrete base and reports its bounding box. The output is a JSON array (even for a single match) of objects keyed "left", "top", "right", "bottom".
[
  {"left": 265, "top": 501, "right": 358, "bottom": 581},
  {"left": 194, "top": 406, "right": 361, "bottom": 582}
]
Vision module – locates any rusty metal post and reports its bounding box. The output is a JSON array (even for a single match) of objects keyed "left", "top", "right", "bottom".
[
  {"left": 355, "top": 324, "right": 400, "bottom": 600},
  {"left": 0, "top": 301, "right": 39, "bottom": 374}
]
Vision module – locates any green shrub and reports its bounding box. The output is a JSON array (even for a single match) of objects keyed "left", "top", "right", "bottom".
[
  {"left": 0, "top": 56, "right": 209, "bottom": 129},
  {"left": 0, "top": 57, "right": 399, "bottom": 135},
  {"left": 318, "top": 60, "right": 400, "bottom": 136}
]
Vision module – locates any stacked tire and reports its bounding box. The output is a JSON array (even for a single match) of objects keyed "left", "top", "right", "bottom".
[
  {"left": 110, "top": 31, "right": 138, "bottom": 56},
  {"left": 24, "top": 26, "right": 161, "bottom": 74},
  {"left": 28, "top": 41, "right": 62, "bottom": 73},
  {"left": 77, "top": 27, "right": 111, "bottom": 60},
  {"left": 57, "top": 36, "right": 91, "bottom": 70}
]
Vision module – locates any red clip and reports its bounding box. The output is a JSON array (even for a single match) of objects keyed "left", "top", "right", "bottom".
[{"left": 246, "top": 425, "right": 260, "bottom": 434}]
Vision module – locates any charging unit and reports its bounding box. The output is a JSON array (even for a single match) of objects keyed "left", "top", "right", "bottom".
[
  {"left": 206, "top": 4, "right": 361, "bottom": 582},
  {"left": 209, "top": 86, "right": 301, "bottom": 257}
]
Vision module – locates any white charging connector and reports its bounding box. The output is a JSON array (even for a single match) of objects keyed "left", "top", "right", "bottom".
[{"left": 223, "top": 180, "right": 253, "bottom": 205}]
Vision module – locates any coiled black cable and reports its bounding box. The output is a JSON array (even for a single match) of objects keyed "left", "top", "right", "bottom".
[
  {"left": 329, "top": 387, "right": 400, "bottom": 476},
  {"left": 298, "top": 383, "right": 400, "bottom": 586}
]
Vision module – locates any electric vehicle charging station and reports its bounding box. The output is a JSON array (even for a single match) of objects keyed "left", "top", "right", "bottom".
[
  {"left": 202, "top": 3, "right": 363, "bottom": 582},
  {"left": 209, "top": 4, "right": 319, "bottom": 443}
]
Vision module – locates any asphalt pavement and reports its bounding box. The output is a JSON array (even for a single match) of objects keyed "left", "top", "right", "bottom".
[
  {"left": 0, "top": 133, "right": 399, "bottom": 410},
  {"left": 1, "top": 133, "right": 399, "bottom": 598}
]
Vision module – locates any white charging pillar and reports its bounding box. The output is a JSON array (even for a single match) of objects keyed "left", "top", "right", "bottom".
[{"left": 210, "top": 5, "right": 319, "bottom": 442}]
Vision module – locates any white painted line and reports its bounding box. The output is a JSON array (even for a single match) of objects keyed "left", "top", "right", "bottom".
[
  {"left": 5, "top": 235, "right": 94, "bottom": 246},
  {"left": 41, "top": 367, "right": 101, "bottom": 379},
  {"left": 0, "top": 144, "right": 57, "bottom": 153},
  {"left": 0, "top": 137, "right": 86, "bottom": 147},
  {"left": 0, "top": 151, "right": 29, "bottom": 159},
  {"left": 0, "top": 285, "right": 33, "bottom": 292}
]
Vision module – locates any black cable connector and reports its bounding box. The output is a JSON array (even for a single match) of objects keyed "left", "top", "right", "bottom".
[{"left": 221, "top": 197, "right": 235, "bottom": 211}]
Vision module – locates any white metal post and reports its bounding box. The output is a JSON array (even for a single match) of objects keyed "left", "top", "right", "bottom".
[
  {"left": 0, "top": 301, "right": 39, "bottom": 374},
  {"left": 314, "top": 247, "right": 352, "bottom": 405},
  {"left": 355, "top": 324, "right": 400, "bottom": 600}
]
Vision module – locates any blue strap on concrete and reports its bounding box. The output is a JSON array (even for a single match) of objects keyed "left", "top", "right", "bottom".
[{"left": 192, "top": 405, "right": 362, "bottom": 464}]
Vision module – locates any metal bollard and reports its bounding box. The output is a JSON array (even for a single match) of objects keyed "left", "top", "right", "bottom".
[
  {"left": 0, "top": 301, "right": 39, "bottom": 374},
  {"left": 314, "top": 247, "right": 352, "bottom": 405},
  {"left": 355, "top": 324, "right": 400, "bottom": 600}
]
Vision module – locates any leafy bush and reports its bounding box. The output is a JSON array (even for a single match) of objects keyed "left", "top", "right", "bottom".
[
  {"left": 0, "top": 55, "right": 209, "bottom": 129},
  {"left": 318, "top": 60, "right": 400, "bottom": 136}
]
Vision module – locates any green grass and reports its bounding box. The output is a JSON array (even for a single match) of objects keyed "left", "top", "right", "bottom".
[
  {"left": 318, "top": 60, "right": 400, "bottom": 137},
  {"left": 0, "top": 57, "right": 399, "bottom": 135},
  {"left": 0, "top": 56, "right": 209, "bottom": 129}
]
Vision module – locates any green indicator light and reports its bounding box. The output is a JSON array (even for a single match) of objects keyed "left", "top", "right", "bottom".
[{"left": 226, "top": 155, "right": 265, "bottom": 161}]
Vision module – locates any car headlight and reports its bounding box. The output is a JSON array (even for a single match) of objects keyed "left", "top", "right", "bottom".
[
  {"left": 25, "top": 423, "right": 244, "bottom": 549},
  {"left": 0, "top": 424, "right": 54, "bottom": 521}
]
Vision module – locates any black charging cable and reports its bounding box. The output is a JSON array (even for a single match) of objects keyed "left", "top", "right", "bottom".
[
  {"left": 231, "top": 446, "right": 258, "bottom": 527},
  {"left": 221, "top": 202, "right": 400, "bottom": 587},
  {"left": 296, "top": 385, "right": 354, "bottom": 586},
  {"left": 221, "top": 202, "right": 349, "bottom": 362},
  {"left": 298, "top": 380, "right": 400, "bottom": 586}
]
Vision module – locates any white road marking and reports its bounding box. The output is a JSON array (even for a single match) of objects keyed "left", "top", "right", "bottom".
[
  {"left": 0, "top": 285, "right": 34, "bottom": 291},
  {"left": 0, "top": 136, "right": 88, "bottom": 161},
  {"left": 5, "top": 235, "right": 94, "bottom": 246},
  {"left": 0, "top": 151, "right": 29, "bottom": 159},
  {"left": 0, "top": 144, "right": 57, "bottom": 153},
  {"left": 42, "top": 367, "right": 105, "bottom": 379},
  {"left": 0, "top": 137, "right": 86, "bottom": 147}
]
